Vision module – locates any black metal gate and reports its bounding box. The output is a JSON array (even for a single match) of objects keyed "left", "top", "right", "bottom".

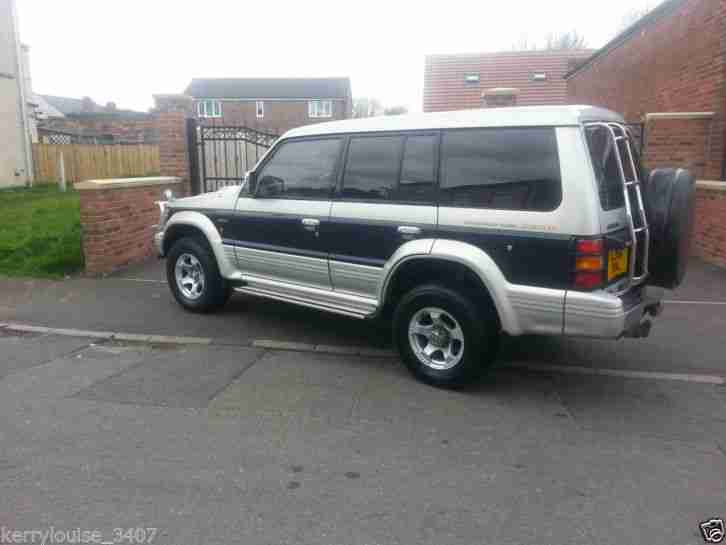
[{"left": 188, "top": 118, "right": 279, "bottom": 194}]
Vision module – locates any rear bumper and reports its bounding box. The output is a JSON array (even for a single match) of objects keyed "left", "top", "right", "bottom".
[{"left": 564, "top": 287, "right": 663, "bottom": 339}]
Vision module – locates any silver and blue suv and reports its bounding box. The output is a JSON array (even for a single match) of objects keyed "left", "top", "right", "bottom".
[{"left": 154, "top": 105, "right": 695, "bottom": 387}]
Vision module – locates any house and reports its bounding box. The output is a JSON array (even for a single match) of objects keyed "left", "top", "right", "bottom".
[
  {"left": 185, "top": 77, "right": 353, "bottom": 134},
  {"left": 423, "top": 49, "right": 593, "bottom": 112},
  {"left": 35, "top": 95, "right": 158, "bottom": 144},
  {"left": 566, "top": 0, "right": 724, "bottom": 181},
  {"left": 0, "top": 0, "right": 32, "bottom": 187}
]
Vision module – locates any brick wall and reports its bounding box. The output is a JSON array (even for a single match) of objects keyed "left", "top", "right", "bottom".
[
  {"left": 694, "top": 182, "right": 726, "bottom": 268},
  {"left": 567, "top": 0, "right": 726, "bottom": 180},
  {"left": 38, "top": 115, "right": 159, "bottom": 144},
  {"left": 197, "top": 99, "right": 349, "bottom": 134},
  {"left": 78, "top": 178, "right": 183, "bottom": 275},
  {"left": 644, "top": 116, "right": 714, "bottom": 178}
]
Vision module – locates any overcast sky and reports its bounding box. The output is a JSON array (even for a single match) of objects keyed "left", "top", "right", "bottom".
[{"left": 17, "top": 0, "right": 657, "bottom": 113}]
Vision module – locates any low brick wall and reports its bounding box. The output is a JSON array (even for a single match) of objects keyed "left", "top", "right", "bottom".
[
  {"left": 77, "top": 177, "right": 183, "bottom": 275},
  {"left": 694, "top": 181, "right": 726, "bottom": 269}
]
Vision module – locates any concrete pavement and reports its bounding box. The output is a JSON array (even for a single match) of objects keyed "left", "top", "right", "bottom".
[
  {"left": 1, "top": 328, "right": 725, "bottom": 544},
  {"left": 1, "top": 257, "right": 725, "bottom": 375}
]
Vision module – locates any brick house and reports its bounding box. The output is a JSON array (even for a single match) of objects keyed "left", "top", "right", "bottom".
[
  {"left": 423, "top": 49, "right": 593, "bottom": 112},
  {"left": 567, "top": 0, "right": 726, "bottom": 269},
  {"left": 185, "top": 78, "right": 353, "bottom": 135},
  {"left": 566, "top": 0, "right": 725, "bottom": 181}
]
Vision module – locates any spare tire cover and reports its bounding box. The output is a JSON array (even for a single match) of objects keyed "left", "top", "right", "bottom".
[{"left": 644, "top": 168, "right": 696, "bottom": 289}]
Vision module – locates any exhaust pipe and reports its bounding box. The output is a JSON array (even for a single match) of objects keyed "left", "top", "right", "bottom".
[
  {"left": 625, "top": 319, "right": 652, "bottom": 339},
  {"left": 645, "top": 301, "right": 663, "bottom": 317}
]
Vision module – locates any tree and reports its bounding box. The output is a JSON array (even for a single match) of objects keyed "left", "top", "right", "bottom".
[
  {"left": 511, "top": 35, "right": 539, "bottom": 51},
  {"left": 615, "top": 5, "right": 654, "bottom": 35},
  {"left": 353, "top": 97, "right": 383, "bottom": 118},
  {"left": 511, "top": 30, "right": 587, "bottom": 51},
  {"left": 384, "top": 106, "right": 408, "bottom": 116},
  {"left": 544, "top": 30, "right": 588, "bottom": 50}
]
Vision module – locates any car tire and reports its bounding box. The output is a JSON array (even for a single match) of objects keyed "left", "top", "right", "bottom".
[
  {"left": 393, "top": 284, "right": 500, "bottom": 388},
  {"left": 643, "top": 168, "right": 696, "bottom": 289},
  {"left": 166, "top": 236, "right": 231, "bottom": 313}
]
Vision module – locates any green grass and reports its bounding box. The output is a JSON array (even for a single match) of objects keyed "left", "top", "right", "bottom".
[{"left": 0, "top": 184, "right": 83, "bottom": 278}]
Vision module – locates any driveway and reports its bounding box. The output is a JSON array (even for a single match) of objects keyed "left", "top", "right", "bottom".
[
  {"left": 1, "top": 327, "right": 725, "bottom": 545},
  {"left": 0, "top": 257, "right": 725, "bottom": 376}
]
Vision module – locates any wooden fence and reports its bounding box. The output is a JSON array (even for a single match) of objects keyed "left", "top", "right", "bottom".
[{"left": 32, "top": 144, "right": 161, "bottom": 184}]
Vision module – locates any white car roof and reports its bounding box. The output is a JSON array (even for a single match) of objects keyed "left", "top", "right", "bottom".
[{"left": 283, "top": 105, "right": 625, "bottom": 139}]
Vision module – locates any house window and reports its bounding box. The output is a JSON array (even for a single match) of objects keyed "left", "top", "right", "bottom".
[
  {"left": 256, "top": 101, "right": 264, "bottom": 119},
  {"left": 308, "top": 100, "right": 332, "bottom": 118},
  {"left": 532, "top": 73, "right": 547, "bottom": 81},
  {"left": 197, "top": 100, "right": 221, "bottom": 118},
  {"left": 464, "top": 73, "right": 480, "bottom": 83}
]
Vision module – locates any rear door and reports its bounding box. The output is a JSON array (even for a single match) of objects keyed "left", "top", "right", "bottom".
[
  {"left": 228, "top": 137, "right": 342, "bottom": 289},
  {"left": 327, "top": 132, "right": 438, "bottom": 298}
]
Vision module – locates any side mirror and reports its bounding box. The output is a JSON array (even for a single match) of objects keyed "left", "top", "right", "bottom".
[
  {"left": 245, "top": 171, "right": 257, "bottom": 194},
  {"left": 257, "top": 176, "right": 284, "bottom": 198}
]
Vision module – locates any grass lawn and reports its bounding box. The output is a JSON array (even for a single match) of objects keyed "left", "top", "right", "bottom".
[{"left": 0, "top": 184, "right": 83, "bottom": 278}]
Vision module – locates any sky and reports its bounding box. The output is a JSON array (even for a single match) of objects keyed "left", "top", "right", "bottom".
[{"left": 16, "top": 0, "right": 657, "bottom": 113}]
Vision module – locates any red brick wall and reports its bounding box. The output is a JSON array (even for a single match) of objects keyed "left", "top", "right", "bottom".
[
  {"left": 38, "top": 115, "right": 158, "bottom": 144},
  {"left": 424, "top": 50, "right": 593, "bottom": 112},
  {"left": 644, "top": 117, "right": 713, "bottom": 178},
  {"left": 196, "top": 99, "right": 349, "bottom": 134},
  {"left": 694, "top": 183, "right": 726, "bottom": 268},
  {"left": 79, "top": 180, "right": 183, "bottom": 275},
  {"left": 567, "top": 0, "right": 726, "bottom": 180},
  {"left": 157, "top": 111, "right": 190, "bottom": 195}
]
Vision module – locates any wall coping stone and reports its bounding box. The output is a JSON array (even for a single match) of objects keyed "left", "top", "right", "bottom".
[
  {"left": 645, "top": 112, "right": 715, "bottom": 121},
  {"left": 75, "top": 176, "right": 182, "bottom": 191},
  {"left": 697, "top": 180, "right": 726, "bottom": 192}
]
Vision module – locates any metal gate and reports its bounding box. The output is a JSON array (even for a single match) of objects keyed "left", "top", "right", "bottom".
[{"left": 188, "top": 118, "right": 279, "bottom": 194}]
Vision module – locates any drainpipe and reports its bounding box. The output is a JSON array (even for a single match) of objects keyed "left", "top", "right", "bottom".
[{"left": 9, "top": 0, "right": 33, "bottom": 186}]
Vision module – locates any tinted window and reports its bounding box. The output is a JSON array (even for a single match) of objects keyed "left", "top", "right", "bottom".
[
  {"left": 395, "top": 135, "right": 437, "bottom": 202},
  {"left": 257, "top": 138, "right": 341, "bottom": 199},
  {"left": 440, "top": 128, "right": 562, "bottom": 211},
  {"left": 584, "top": 126, "right": 626, "bottom": 210},
  {"left": 342, "top": 136, "right": 402, "bottom": 200}
]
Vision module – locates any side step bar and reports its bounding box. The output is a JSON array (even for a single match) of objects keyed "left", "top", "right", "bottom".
[{"left": 235, "top": 274, "right": 378, "bottom": 320}]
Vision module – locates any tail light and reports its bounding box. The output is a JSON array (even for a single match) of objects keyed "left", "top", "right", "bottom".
[{"left": 573, "top": 238, "right": 605, "bottom": 290}]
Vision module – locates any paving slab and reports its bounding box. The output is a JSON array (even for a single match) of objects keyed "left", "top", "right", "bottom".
[
  {"left": 0, "top": 333, "right": 92, "bottom": 379},
  {"left": 74, "top": 345, "right": 265, "bottom": 408},
  {"left": 552, "top": 371, "right": 726, "bottom": 445}
]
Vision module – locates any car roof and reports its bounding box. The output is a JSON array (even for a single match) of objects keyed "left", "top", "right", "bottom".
[{"left": 283, "top": 105, "right": 625, "bottom": 139}]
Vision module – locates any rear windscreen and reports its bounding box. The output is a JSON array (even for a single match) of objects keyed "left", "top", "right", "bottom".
[{"left": 584, "top": 126, "right": 626, "bottom": 211}]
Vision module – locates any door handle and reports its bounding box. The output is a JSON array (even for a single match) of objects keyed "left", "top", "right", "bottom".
[
  {"left": 302, "top": 218, "right": 320, "bottom": 232},
  {"left": 398, "top": 225, "right": 422, "bottom": 238}
]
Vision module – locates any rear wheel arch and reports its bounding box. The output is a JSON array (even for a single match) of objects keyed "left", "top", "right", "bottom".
[{"left": 380, "top": 257, "right": 502, "bottom": 330}]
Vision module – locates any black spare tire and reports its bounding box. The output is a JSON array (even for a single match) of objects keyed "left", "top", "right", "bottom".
[{"left": 644, "top": 168, "right": 696, "bottom": 289}]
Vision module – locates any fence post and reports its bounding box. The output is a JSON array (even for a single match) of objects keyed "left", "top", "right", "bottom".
[{"left": 58, "top": 152, "right": 66, "bottom": 192}]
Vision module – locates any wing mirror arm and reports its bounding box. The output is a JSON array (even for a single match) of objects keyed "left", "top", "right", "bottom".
[{"left": 246, "top": 171, "right": 257, "bottom": 196}]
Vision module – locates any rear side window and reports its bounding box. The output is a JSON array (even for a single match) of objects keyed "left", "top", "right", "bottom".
[
  {"left": 396, "top": 135, "right": 437, "bottom": 202},
  {"left": 439, "top": 127, "right": 562, "bottom": 211},
  {"left": 257, "top": 138, "right": 341, "bottom": 199},
  {"left": 342, "top": 136, "right": 402, "bottom": 200},
  {"left": 584, "top": 126, "right": 626, "bottom": 211}
]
